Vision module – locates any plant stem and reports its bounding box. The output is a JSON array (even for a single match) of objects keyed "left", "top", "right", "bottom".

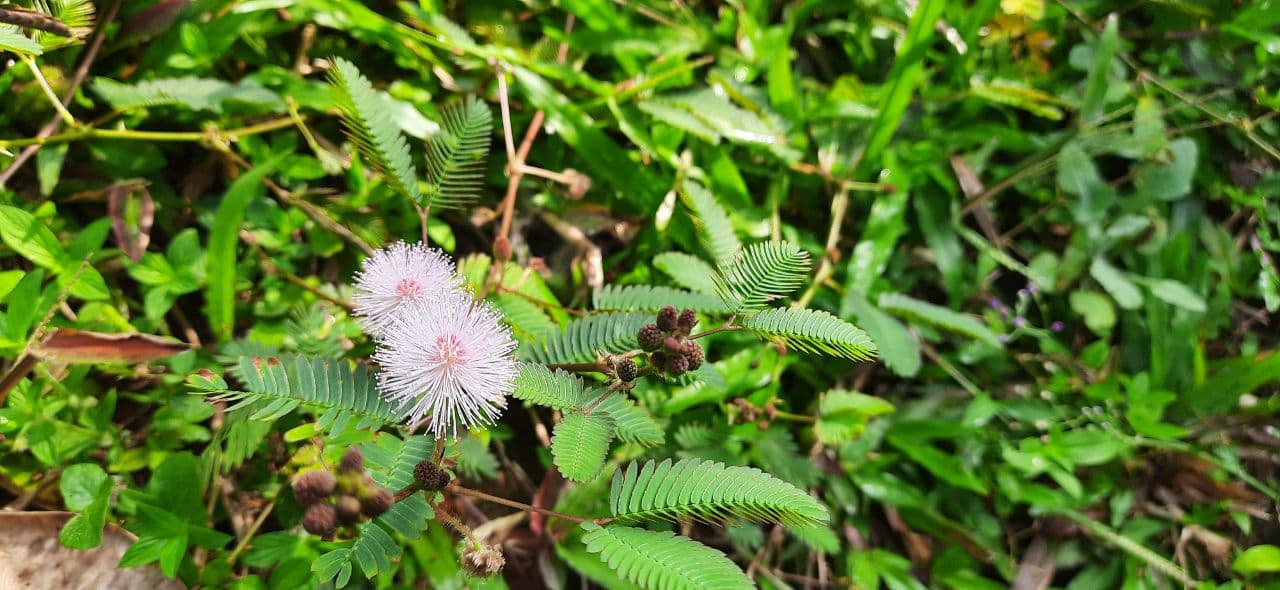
[
  {"left": 795, "top": 185, "right": 849, "bottom": 309},
  {"left": 689, "top": 316, "right": 740, "bottom": 340},
  {"left": 447, "top": 484, "right": 600, "bottom": 524},
  {"left": 0, "top": 115, "right": 301, "bottom": 149},
  {"left": 22, "top": 54, "right": 76, "bottom": 126},
  {"left": 226, "top": 501, "right": 275, "bottom": 567}
]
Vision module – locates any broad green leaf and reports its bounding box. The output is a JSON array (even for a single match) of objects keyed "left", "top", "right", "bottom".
[
  {"left": 842, "top": 293, "right": 921, "bottom": 377},
  {"left": 1147, "top": 278, "right": 1207, "bottom": 312},
  {"left": 1090, "top": 257, "right": 1143, "bottom": 310},
  {"left": 0, "top": 205, "right": 65, "bottom": 269},
  {"left": 878, "top": 292, "right": 1002, "bottom": 348},
  {"left": 859, "top": 0, "right": 944, "bottom": 174},
  {"left": 1070, "top": 290, "right": 1115, "bottom": 334},
  {"left": 59, "top": 464, "right": 112, "bottom": 550},
  {"left": 1135, "top": 138, "right": 1198, "bottom": 201},
  {"left": 205, "top": 160, "right": 278, "bottom": 342},
  {"left": 1234, "top": 545, "right": 1280, "bottom": 575},
  {"left": 816, "top": 390, "right": 894, "bottom": 445}
]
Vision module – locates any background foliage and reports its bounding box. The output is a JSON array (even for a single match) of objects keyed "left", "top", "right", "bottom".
[{"left": 2, "top": 0, "right": 1279, "bottom": 588}]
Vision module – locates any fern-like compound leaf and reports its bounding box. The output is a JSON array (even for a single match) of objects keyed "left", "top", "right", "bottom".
[
  {"left": 33, "top": 0, "right": 94, "bottom": 50},
  {"left": 741, "top": 308, "right": 877, "bottom": 361},
  {"left": 713, "top": 241, "right": 811, "bottom": 311},
  {"left": 424, "top": 96, "right": 493, "bottom": 209},
  {"left": 512, "top": 362, "right": 590, "bottom": 410},
  {"left": 551, "top": 411, "right": 615, "bottom": 482},
  {"left": 595, "top": 393, "right": 664, "bottom": 447},
  {"left": 328, "top": 57, "right": 420, "bottom": 202},
  {"left": 593, "top": 284, "right": 732, "bottom": 315},
  {"left": 680, "top": 181, "right": 741, "bottom": 268},
  {"left": 521, "top": 311, "right": 651, "bottom": 364},
  {"left": 580, "top": 523, "right": 754, "bottom": 590},
  {"left": 877, "top": 292, "right": 1003, "bottom": 348},
  {"left": 653, "top": 251, "right": 719, "bottom": 294},
  {"left": 608, "top": 458, "right": 829, "bottom": 528},
  {"left": 189, "top": 355, "right": 400, "bottom": 435}
]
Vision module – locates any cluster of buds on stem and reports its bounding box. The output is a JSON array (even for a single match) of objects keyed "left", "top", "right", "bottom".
[
  {"left": 293, "top": 449, "right": 394, "bottom": 538},
  {"left": 637, "top": 306, "right": 703, "bottom": 377}
]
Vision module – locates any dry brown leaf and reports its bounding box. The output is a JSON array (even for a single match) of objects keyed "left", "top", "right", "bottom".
[
  {"left": 0, "top": 511, "right": 185, "bottom": 590},
  {"left": 32, "top": 329, "right": 190, "bottom": 364}
]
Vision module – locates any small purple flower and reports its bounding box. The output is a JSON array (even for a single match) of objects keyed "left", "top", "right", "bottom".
[
  {"left": 1017, "top": 289, "right": 1029, "bottom": 299},
  {"left": 998, "top": 334, "right": 1010, "bottom": 343},
  {"left": 1026, "top": 282, "right": 1039, "bottom": 295},
  {"left": 1013, "top": 316, "right": 1027, "bottom": 328},
  {"left": 1051, "top": 321, "right": 1065, "bottom": 332}
]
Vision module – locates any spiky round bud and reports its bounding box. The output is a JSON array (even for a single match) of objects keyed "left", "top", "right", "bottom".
[
  {"left": 339, "top": 449, "right": 364, "bottom": 474},
  {"left": 434, "top": 469, "right": 452, "bottom": 489},
  {"left": 335, "top": 495, "right": 362, "bottom": 525},
  {"left": 361, "top": 487, "right": 394, "bottom": 518},
  {"left": 677, "top": 308, "right": 697, "bottom": 332},
  {"left": 650, "top": 352, "right": 667, "bottom": 370},
  {"left": 666, "top": 354, "right": 690, "bottom": 376},
  {"left": 683, "top": 341, "right": 704, "bottom": 370},
  {"left": 615, "top": 358, "right": 637, "bottom": 382},
  {"left": 461, "top": 544, "right": 506, "bottom": 577},
  {"left": 302, "top": 503, "right": 337, "bottom": 537},
  {"left": 663, "top": 336, "right": 683, "bottom": 354},
  {"left": 293, "top": 470, "right": 336, "bottom": 506},
  {"left": 415, "top": 460, "right": 442, "bottom": 490},
  {"left": 637, "top": 324, "right": 663, "bottom": 351},
  {"left": 656, "top": 306, "right": 678, "bottom": 331}
]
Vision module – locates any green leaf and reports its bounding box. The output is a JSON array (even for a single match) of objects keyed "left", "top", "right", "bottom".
[
  {"left": 192, "top": 355, "right": 401, "bottom": 434},
  {"left": 878, "top": 292, "right": 1002, "bottom": 348},
  {"left": 846, "top": 190, "right": 908, "bottom": 292},
  {"left": 521, "top": 312, "right": 651, "bottom": 364},
  {"left": 59, "top": 463, "right": 112, "bottom": 549},
  {"left": 424, "top": 96, "right": 492, "bottom": 209},
  {"left": 1234, "top": 545, "right": 1280, "bottom": 575},
  {"left": 1146, "top": 278, "right": 1207, "bottom": 312},
  {"left": 1058, "top": 142, "right": 1116, "bottom": 226},
  {"left": 552, "top": 411, "right": 615, "bottom": 482},
  {"left": 580, "top": 523, "right": 753, "bottom": 590},
  {"left": 594, "top": 393, "right": 664, "bottom": 447},
  {"left": 680, "top": 181, "right": 742, "bottom": 268},
  {"left": 608, "top": 458, "right": 829, "bottom": 528},
  {"left": 653, "top": 252, "right": 719, "bottom": 294},
  {"left": 1081, "top": 14, "right": 1120, "bottom": 125},
  {"left": 887, "top": 434, "right": 988, "bottom": 494},
  {"left": 1135, "top": 138, "right": 1197, "bottom": 201},
  {"left": 1090, "top": 257, "right": 1143, "bottom": 310},
  {"left": 842, "top": 293, "right": 921, "bottom": 377},
  {"left": 0, "top": 25, "right": 43, "bottom": 55},
  {"left": 741, "top": 307, "right": 877, "bottom": 360},
  {"left": 713, "top": 241, "right": 811, "bottom": 311},
  {"left": 205, "top": 160, "right": 277, "bottom": 342},
  {"left": 1070, "top": 290, "right": 1116, "bottom": 334},
  {"left": 859, "top": 0, "right": 944, "bottom": 172},
  {"left": 594, "top": 284, "right": 732, "bottom": 315},
  {"left": 93, "top": 77, "right": 283, "bottom": 113},
  {"left": 815, "top": 390, "right": 894, "bottom": 445},
  {"left": 0, "top": 205, "right": 65, "bottom": 269},
  {"left": 512, "top": 362, "right": 591, "bottom": 411},
  {"left": 328, "top": 57, "right": 420, "bottom": 202}
]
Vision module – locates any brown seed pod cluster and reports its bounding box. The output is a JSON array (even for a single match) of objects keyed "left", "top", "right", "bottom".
[
  {"left": 292, "top": 448, "right": 395, "bottom": 537},
  {"left": 636, "top": 306, "right": 703, "bottom": 377}
]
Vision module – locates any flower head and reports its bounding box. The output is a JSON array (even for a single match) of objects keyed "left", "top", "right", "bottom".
[
  {"left": 353, "top": 242, "right": 459, "bottom": 338},
  {"left": 374, "top": 293, "right": 518, "bottom": 438}
]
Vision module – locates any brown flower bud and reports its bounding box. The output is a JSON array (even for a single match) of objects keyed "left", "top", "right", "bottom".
[
  {"left": 614, "top": 357, "right": 637, "bottom": 382},
  {"left": 302, "top": 503, "right": 337, "bottom": 537},
  {"left": 292, "top": 470, "right": 335, "bottom": 506},
  {"left": 414, "top": 460, "right": 441, "bottom": 490},
  {"left": 663, "top": 336, "right": 683, "bottom": 354},
  {"left": 361, "top": 487, "right": 394, "bottom": 518},
  {"left": 563, "top": 168, "right": 592, "bottom": 199},
  {"left": 339, "top": 449, "right": 364, "bottom": 474},
  {"left": 677, "top": 308, "right": 697, "bottom": 332},
  {"left": 656, "top": 306, "right": 678, "bottom": 331},
  {"left": 637, "top": 324, "right": 663, "bottom": 351},
  {"left": 335, "top": 495, "right": 362, "bottom": 525}
]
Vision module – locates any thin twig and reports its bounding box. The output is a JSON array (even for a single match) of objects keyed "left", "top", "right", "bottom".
[
  {"left": 447, "top": 484, "right": 599, "bottom": 524},
  {"left": 226, "top": 502, "right": 276, "bottom": 567}
]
